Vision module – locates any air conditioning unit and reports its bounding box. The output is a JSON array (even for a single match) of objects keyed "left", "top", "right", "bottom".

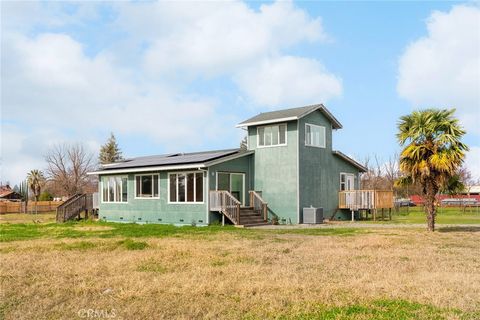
[{"left": 302, "top": 207, "right": 323, "bottom": 224}]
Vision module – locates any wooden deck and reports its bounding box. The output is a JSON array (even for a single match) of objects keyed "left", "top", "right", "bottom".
[{"left": 339, "top": 190, "right": 394, "bottom": 211}]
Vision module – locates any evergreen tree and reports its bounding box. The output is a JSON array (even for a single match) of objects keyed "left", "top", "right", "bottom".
[
  {"left": 99, "top": 133, "right": 123, "bottom": 164},
  {"left": 240, "top": 136, "right": 248, "bottom": 151}
]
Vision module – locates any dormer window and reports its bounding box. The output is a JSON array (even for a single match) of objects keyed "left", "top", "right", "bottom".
[
  {"left": 305, "top": 123, "right": 326, "bottom": 148},
  {"left": 257, "top": 124, "right": 287, "bottom": 147}
]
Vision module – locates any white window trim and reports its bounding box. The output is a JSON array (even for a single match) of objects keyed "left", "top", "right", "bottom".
[
  {"left": 305, "top": 123, "right": 326, "bottom": 148},
  {"left": 134, "top": 173, "right": 160, "bottom": 199},
  {"left": 101, "top": 175, "right": 129, "bottom": 204},
  {"left": 167, "top": 171, "right": 205, "bottom": 204},
  {"left": 256, "top": 123, "right": 288, "bottom": 148}
]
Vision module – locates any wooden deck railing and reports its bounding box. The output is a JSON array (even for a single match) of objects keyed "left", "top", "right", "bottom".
[
  {"left": 339, "top": 190, "right": 394, "bottom": 210},
  {"left": 209, "top": 190, "right": 241, "bottom": 225},
  {"left": 249, "top": 191, "right": 268, "bottom": 221},
  {"left": 56, "top": 194, "right": 93, "bottom": 222}
]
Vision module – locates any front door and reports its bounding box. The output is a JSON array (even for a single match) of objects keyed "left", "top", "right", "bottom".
[
  {"left": 346, "top": 175, "right": 355, "bottom": 191},
  {"left": 216, "top": 172, "right": 245, "bottom": 206},
  {"left": 344, "top": 174, "right": 356, "bottom": 208}
]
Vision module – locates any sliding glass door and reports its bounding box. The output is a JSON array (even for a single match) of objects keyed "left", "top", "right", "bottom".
[{"left": 216, "top": 172, "right": 245, "bottom": 206}]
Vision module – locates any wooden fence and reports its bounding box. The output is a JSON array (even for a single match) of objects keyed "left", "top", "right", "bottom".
[{"left": 0, "top": 201, "right": 65, "bottom": 214}]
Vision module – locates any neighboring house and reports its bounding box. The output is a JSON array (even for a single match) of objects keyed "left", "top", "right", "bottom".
[
  {"left": 0, "top": 185, "right": 23, "bottom": 201},
  {"left": 88, "top": 104, "right": 367, "bottom": 226}
]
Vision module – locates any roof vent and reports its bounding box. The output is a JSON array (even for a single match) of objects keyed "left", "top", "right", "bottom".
[{"left": 167, "top": 153, "right": 183, "bottom": 157}]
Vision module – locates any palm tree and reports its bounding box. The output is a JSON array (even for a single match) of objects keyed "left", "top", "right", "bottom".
[
  {"left": 27, "top": 170, "right": 45, "bottom": 215},
  {"left": 397, "top": 109, "right": 468, "bottom": 231}
]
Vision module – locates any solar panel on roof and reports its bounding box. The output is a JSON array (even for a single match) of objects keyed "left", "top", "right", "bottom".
[{"left": 101, "top": 149, "right": 240, "bottom": 170}]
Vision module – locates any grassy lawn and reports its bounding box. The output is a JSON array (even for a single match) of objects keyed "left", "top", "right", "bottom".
[
  {"left": 1, "top": 216, "right": 479, "bottom": 319},
  {"left": 0, "top": 211, "right": 57, "bottom": 224},
  {"left": 369, "top": 206, "right": 480, "bottom": 224}
]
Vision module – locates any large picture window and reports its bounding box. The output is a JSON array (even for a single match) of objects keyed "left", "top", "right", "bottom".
[
  {"left": 305, "top": 123, "right": 326, "bottom": 148},
  {"left": 257, "top": 124, "right": 287, "bottom": 147},
  {"left": 102, "top": 176, "right": 128, "bottom": 203},
  {"left": 169, "top": 172, "right": 204, "bottom": 203},
  {"left": 135, "top": 174, "right": 159, "bottom": 198}
]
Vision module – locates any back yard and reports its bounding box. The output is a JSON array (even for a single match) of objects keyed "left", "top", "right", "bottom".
[{"left": 1, "top": 212, "right": 479, "bottom": 319}]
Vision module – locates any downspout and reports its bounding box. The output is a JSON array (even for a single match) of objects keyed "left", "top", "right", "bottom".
[
  {"left": 198, "top": 167, "right": 209, "bottom": 225},
  {"left": 297, "top": 119, "right": 300, "bottom": 224}
]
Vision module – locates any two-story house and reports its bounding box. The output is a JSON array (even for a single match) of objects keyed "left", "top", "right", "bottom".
[{"left": 88, "top": 104, "right": 367, "bottom": 226}]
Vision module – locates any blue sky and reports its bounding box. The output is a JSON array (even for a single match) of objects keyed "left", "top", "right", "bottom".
[{"left": 1, "top": 1, "right": 479, "bottom": 185}]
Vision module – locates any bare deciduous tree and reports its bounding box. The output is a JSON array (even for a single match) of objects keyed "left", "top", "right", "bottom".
[
  {"left": 361, "top": 153, "right": 419, "bottom": 198},
  {"left": 45, "top": 144, "right": 96, "bottom": 196}
]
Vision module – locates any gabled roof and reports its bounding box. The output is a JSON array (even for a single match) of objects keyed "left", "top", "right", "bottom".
[
  {"left": 0, "top": 190, "right": 14, "bottom": 198},
  {"left": 88, "top": 148, "right": 253, "bottom": 175},
  {"left": 236, "top": 104, "right": 342, "bottom": 129},
  {"left": 333, "top": 151, "right": 367, "bottom": 172},
  {"left": 0, "top": 186, "right": 21, "bottom": 199}
]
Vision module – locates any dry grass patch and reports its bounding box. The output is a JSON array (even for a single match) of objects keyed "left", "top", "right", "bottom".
[
  {"left": 0, "top": 212, "right": 56, "bottom": 224},
  {"left": 1, "top": 228, "right": 479, "bottom": 319},
  {"left": 73, "top": 226, "right": 115, "bottom": 232}
]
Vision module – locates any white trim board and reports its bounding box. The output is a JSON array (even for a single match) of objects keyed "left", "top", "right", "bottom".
[{"left": 236, "top": 116, "right": 298, "bottom": 128}]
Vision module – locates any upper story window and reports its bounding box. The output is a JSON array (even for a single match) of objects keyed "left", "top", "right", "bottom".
[
  {"left": 135, "top": 174, "right": 159, "bottom": 198},
  {"left": 305, "top": 123, "right": 326, "bottom": 148},
  {"left": 257, "top": 124, "right": 287, "bottom": 147},
  {"left": 169, "top": 172, "right": 204, "bottom": 203},
  {"left": 102, "top": 176, "right": 128, "bottom": 203}
]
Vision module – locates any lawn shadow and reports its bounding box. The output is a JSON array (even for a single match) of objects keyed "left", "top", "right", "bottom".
[{"left": 438, "top": 226, "right": 480, "bottom": 233}]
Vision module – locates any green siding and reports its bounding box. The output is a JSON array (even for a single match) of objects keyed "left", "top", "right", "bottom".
[
  {"left": 98, "top": 109, "right": 362, "bottom": 225},
  {"left": 298, "top": 110, "right": 361, "bottom": 220},
  {"left": 248, "top": 122, "right": 298, "bottom": 223},
  {"left": 207, "top": 155, "right": 254, "bottom": 223},
  {"left": 99, "top": 171, "right": 207, "bottom": 225}
]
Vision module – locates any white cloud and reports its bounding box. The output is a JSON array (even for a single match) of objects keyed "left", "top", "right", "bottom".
[
  {"left": 3, "top": 32, "right": 231, "bottom": 143},
  {"left": 0, "top": 124, "right": 99, "bottom": 185},
  {"left": 465, "top": 146, "right": 480, "bottom": 181},
  {"left": 235, "top": 56, "right": 342, "bottom": 107},
  {"left": 119, "top": 1, "right": 325, "bottom": 76},
  {"left": 1, "top": 32, "right": 233, "bottom": 183},
  {"left": 397, "top": 4, "right": 480, "bottom": 135},
  {"left": 1, "top": 1, "right": 340, "bottom": 183}
]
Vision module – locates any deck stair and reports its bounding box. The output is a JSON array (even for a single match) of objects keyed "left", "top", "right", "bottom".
[
  {"left": 56, "top": 193, "right": 93, "bottom": 222},
  {"left": 239, "top": 207, "right": 269, "bottom": 227},
  {"left": 209, "top": 190, "right": 270, "bottom": 227}
]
